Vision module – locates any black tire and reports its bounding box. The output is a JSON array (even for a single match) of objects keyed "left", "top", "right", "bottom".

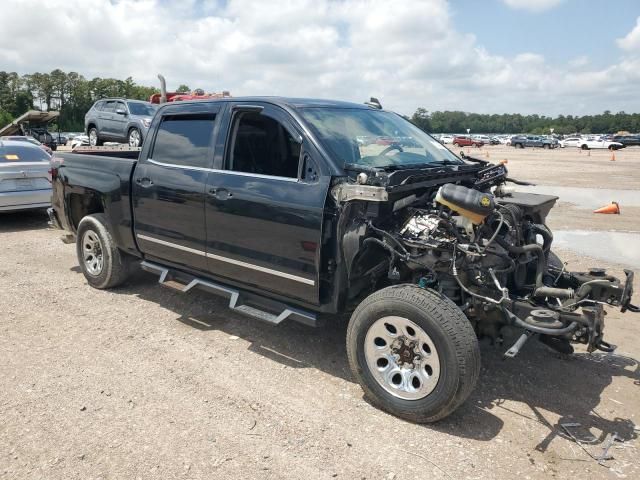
[
  {"left": 516, "top": 143, "right": 523, "bottom": 149},
  {"left": 76, "top": 213, "right": 132, "bottom": 289},
  {"left": 581, "top": 144, "right": 589, "bottom": 150},
  {"left": 543, "top": 143, "right": 550, "bottom": 149},
  {"left": 88, "top": 127, "right": 103, "bottom": 147},
  {"left": 346, "top": 285, "right": 480, "bottom": 423}
]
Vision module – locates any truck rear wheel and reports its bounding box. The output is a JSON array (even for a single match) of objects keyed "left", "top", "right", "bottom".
[
  {"left": 76, "top": 213, "right": 132, "bottom": 289},
  {"left": 346, "top": 285, "right": 480, "bottom": 423}
]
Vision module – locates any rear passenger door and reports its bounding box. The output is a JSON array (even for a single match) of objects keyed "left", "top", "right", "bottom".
[
  {"left": 111, "top": 100, "right": 129, "bottom": 141},
  {"left": 132, "top": 102, "right": 222, "bottom": 272},
  {"left": 204, "top": 103, "right": 330, "bottom": 305},
  {"left": 99, "top": 101, "right": 117, "bottom": 137}
]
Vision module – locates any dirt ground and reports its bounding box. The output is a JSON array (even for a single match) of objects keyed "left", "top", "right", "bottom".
[{"left": 1, "top": 146, "right": 639, "bottom": 480}]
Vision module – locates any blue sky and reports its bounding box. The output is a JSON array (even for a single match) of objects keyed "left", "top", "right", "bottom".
[
  {"left": 1, "top": 0, "right": 639, "bottom": 115},
  {"left": 453, "top": 0, "right": 638, "bottom": 68}
]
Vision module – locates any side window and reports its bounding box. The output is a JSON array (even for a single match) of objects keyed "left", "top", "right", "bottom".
[
  {"left": 94, "top": 101, "right": 104, "bottom": 111},
  {"left": 102, "top": 101, "right": 115, "bottom": 113},
  {"left": 228, "top": 111, "right": 301, "bottom": 178},
  {"left": 150, "top": 114, "right": 216, "bottom": 169}
]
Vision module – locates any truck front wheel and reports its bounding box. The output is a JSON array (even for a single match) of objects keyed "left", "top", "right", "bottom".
[
  {"left": 346, "top": 285, "right": 480, "bottom": 423},
  {"left": 76, "top": 213, "right": 133, "bottom": 289}
]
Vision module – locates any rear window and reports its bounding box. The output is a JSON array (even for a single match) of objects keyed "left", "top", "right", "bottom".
[
  {"left": 150, "top": 114, "right": 216, "bottom": 168},
  {"left": 0, "top": 145, "right": 50, "bottom": 163},
  {"left": 127, "top": 102, "right": 156, "bottom": 116}
]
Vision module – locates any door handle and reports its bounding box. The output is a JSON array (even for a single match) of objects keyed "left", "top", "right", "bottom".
[
  {"left": 208, "top": 187, "right": 233, "bottom": 200},
  {"left": 136, "top": 177, "right": 154, "bottom": 187}
]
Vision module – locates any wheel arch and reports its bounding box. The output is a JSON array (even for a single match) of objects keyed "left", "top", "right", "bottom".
[{"left": 68, "top": 190, "right": 104, "bottom": 231}]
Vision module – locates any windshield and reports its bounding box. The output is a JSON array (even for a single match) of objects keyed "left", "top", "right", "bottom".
[
  {"left": 299, "top": 107, "right": 463, "bottom": 168},
  {"left": 127, "top": 102, "right": 157, "bottom": 116}
]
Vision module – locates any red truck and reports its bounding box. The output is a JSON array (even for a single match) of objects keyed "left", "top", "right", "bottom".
[{"left": 452, "top": 136, "right": 484, "bottom": 147}]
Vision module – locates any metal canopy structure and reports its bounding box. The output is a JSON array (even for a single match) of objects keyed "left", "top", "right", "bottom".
[{"left": 0, "top": 110, "right": 60, "bottom": 137}]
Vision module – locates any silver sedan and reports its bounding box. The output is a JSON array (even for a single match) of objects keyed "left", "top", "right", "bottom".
[{"left": 0, "top": 140, "right": 52, "bottom": 212}]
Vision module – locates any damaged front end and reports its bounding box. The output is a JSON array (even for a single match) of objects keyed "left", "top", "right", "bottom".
[{"left": 332, "top": 160, "right": 638, "bottom": 357}]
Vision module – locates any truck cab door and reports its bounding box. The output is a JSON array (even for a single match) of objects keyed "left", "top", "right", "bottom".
[
  {"left": 132, "top": 102, "right": 222, "bottom": 272},
  {"left": 204, "top": 103, "right": 330, "bottom": 305}
]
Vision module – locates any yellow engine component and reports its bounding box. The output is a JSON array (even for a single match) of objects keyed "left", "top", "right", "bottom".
[{"left": 435, "top": 184, "right": 495, "bottom": 225}]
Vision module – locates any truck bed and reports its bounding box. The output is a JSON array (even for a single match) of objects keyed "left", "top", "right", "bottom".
[{"left": 50, "top": 150, "right": 140, "bottom": 255}]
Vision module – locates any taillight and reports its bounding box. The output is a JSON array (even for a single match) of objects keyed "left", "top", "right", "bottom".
[{"left": 48, "top": 155, "right": 64, "bottom": 182}]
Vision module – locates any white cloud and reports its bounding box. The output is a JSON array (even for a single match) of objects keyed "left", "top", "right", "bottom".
[
  {"left": 568, "top": 56, "right": 589, "bottom": 68},
  {"left": 0, "top": 0, "right": 637, "bottom": 116},
  {"left": 617, "top": 17, "right": 640, "bottom": 51},
  {"left": 501, "top": 0, "right": 565, "bottom": 13}
]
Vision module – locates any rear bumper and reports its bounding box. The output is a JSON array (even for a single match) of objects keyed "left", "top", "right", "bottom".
[{"left": 0, "top": 189, "right": 51, "bottom": 212}]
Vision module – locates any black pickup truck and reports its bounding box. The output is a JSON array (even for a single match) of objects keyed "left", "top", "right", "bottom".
[{"left": 49, "top": 97, "right": 638, "bottom": 422}]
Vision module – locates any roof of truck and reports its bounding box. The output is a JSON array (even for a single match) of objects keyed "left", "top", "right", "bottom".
[{"left": 160, "top": 96, "right": 373, "bottom": 110}]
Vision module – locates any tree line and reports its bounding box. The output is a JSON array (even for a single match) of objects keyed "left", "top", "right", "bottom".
[
  {"left": 0, "top": 70, "right": 159, "bottom": 131},
  {"left": 410, "top": 108, "right": 640, "bottom": 135},
  {"left": 1, "top": 69, "right": 639, "bottom": 134}
]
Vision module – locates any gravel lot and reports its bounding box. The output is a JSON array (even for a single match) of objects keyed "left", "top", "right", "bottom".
[{"left": 1, "top": 146, "right": 639, "bottom": 479}]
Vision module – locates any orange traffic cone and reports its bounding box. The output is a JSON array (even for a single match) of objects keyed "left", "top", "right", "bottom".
[
  {"left": 594, "top": 202, "right": 620, "bottom": 214},
  {"left": 610, "top": 151, "right": 616, "bottom": 161}
]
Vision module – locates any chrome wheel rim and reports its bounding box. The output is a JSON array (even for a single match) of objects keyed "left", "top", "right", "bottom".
[
  {"left": 129, "top": 129, "right": 140, "bottom": 147},
  {"left": 82, "top": 230, "right": 104, "bottom": 275},
  {"left": 364, "top": 316, "right": 441, "bottom": 400},
  {"left": 89, "top": 129, "right": 97, "bottom": 146}
]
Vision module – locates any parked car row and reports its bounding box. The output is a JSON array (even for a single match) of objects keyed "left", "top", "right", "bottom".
[
  {"left": 559, "top": 136, "right": 623, "bottom": 150},
  {"left": 433, "top": 132, "right": 640, "bottom": 151},
  {"left": 435, "top": 134, "right": 505, "bottom": 146}
]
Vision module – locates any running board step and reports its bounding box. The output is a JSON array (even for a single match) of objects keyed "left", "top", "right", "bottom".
[{"left": 140, "top": 261, "right": 317, "bottom": 327}]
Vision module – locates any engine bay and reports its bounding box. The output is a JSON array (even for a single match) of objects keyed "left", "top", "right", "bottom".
[{"left": 334, "top": 158, "right": 638, "bottom": 357}]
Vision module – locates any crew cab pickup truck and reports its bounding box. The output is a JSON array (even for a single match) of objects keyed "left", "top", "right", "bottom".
[
  {"left": 511, "top": 135, "right": 558, "bottom": 149},
  {"left": 49, "top": 97, "right": 638, "bottom": 423}
]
